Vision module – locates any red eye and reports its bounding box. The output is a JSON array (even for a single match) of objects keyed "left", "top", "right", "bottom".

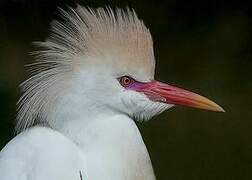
[{"left": 119, "top": 76, "right": 134, "bottom": 87}]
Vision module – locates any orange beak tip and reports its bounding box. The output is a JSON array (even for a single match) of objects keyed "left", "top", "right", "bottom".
[{"left": 213, "top": 104, "right": 225, "bottom": 113}]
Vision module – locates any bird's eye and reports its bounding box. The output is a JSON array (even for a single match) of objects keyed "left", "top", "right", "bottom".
[{"left": 119, "top": 76, "right": 134, "bottom": 88}]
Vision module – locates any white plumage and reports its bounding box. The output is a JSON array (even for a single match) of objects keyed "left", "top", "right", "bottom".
[
  {"left": 0, "top": 5, "right": 224, "bottom": 180},
  {"left": 0, "top": 127, "right": 87, "bottom": 180},
  {"left": 16, "top": 6, "right": 155, "bottom": 133}
]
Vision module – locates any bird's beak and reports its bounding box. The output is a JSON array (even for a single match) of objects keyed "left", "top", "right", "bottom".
[{"left": 135, "top": 80, "right": 225, "bottom": 112}]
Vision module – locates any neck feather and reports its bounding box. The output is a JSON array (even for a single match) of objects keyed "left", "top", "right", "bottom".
[{"left": 53, "top": 109, "right": 156, "bottom": 180}]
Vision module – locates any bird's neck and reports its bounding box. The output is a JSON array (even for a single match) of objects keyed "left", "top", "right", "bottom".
[
  {"left": 56, "top": 111, "right": 141, "bottom": 148},
  {"left": 54, "top": 111, "right": 155, "bottom": 180}
]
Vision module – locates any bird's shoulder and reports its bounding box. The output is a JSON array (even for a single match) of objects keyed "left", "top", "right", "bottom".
[
  {"left": 0, "top": 126, "right": 82, "bottom": 156},
  {"left": 0, "top": 126, "right": 87, "bottom": 180}
]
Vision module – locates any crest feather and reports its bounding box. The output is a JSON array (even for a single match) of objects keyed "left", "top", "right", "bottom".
[{"left": 16, "top": 5, "right": 155, "bottom": 132}]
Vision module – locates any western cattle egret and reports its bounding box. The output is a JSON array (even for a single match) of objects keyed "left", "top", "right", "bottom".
[{"left": 0, "top": 5, "right": 224, "bottom": 180}]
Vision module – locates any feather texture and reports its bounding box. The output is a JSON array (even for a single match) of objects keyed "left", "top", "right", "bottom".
[{"left": 16, "top": 5, "right": 155, "bottom": 132}]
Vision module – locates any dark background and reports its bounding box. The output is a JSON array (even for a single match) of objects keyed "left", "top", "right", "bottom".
[{"left": 0, "top": 0, "right": 251, "bottom": 179}]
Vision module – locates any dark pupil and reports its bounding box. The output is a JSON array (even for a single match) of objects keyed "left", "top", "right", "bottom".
[{"left": 124, "top": 78, "right": 130, "bottom": 84}]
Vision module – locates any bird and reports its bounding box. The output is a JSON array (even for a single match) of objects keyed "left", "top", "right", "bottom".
[{"left": 0, "top": 5, "right": 224, "bottom": 180}]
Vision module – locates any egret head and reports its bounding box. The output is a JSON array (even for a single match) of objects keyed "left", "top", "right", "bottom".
[{"left": 16, "top": 5, "right": 224, "bottom": 132}]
